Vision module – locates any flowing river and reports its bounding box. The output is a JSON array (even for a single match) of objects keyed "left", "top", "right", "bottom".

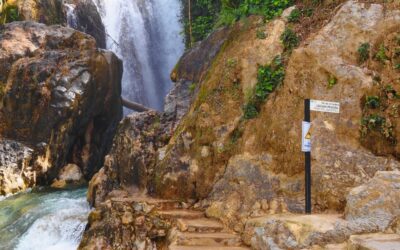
[{"left": 0, "top": 188, "right": 89, "bottom": 250}]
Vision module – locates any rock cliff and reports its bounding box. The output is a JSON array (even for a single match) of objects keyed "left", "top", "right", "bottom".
[
  {"left": 81, "top": 0, "right": 400, "bottom": 249},
  {"left": 0, "top": 21, "right": 122, "bottom": 195}
]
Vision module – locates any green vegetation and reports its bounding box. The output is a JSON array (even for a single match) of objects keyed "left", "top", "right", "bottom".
[
  {"left": 357, "top": 42, "right": 370, "bottom": 64},
  {"left": 375, "top": 44, "right": 388, "bottom": 63},
  {"left": 189, "top": 82, "right": 197, "bottom": 93},
  {"left": 327, "top": 75, "right": 337, "bottom": 89},
  {"left": 365, "top": 96, "right": 380, "bottom": 109},
  {"left": 256, "top": 28, "right": 267, "bottom": 39},
  {"left": 280, "top": 27, "right": 299, "bottom": 51},
  {"left": 243, "top": 56, "right": 285, "bottom": 119},
  {"left": 287, "top": 8, "right": 301, "bottom": 23},
  {"left": 0, "top": 5, "right": 20, "bottom": 24},
  {"left": 362, "top": 114, "right": 385, "bottom": 130},
  {"left": 181, "top": 0, "right": 293, "bottom": 47},
  {"left": 226, "top": 58, "right": 238, "bottom": 68}
]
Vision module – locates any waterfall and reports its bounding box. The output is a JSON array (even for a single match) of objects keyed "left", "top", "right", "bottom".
[
  {"left": 64, "top": 3, "right": 78, "bottom": 29},
  {"left": 93, "top": 0, "right": 185, "bottom": 111}
]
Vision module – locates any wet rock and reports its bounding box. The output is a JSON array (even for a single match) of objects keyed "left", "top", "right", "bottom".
[
  {"left": 0, "top": 22, "right": 122, "bottom": 195},
  {"left": 345, "top": 171, "right": 400, "bottom": 231}
]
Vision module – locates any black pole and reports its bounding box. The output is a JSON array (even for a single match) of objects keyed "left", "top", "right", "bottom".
[{"left": 304, "top": 99, "right": 311, "bottom": 214}]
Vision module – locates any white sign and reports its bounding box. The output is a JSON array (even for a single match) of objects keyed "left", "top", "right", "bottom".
[
  {"left": 302, "top": 121, "right": 311, "bottom": 152},
  {"left": 310, "top": 100, "right": 340, "bottom": 113}
]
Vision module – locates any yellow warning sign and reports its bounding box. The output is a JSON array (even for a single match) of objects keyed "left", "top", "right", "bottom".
[{"left": 305, "top": 131, "right": 311, "bottom": 139}]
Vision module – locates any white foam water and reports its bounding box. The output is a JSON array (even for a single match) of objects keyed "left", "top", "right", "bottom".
[{"left": 0, "top": 188, "right": 89, "bottom": 250}]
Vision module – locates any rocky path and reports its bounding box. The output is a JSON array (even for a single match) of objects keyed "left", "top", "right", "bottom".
[{"left": 155, "top": 206, "right": 250, "bottom": 250}]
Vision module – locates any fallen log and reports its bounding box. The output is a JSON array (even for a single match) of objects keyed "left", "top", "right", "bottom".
[{"left": 121, "top": 97, "right": 153, "bottom": 112}]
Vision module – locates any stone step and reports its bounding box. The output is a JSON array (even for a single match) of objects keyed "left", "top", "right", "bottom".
[
  {"left": 158, "top": 210, "right": 205, "bottom": 220},
  {"left": 177, "top": 218, "right": 225, "bottom": 233},
  {"left": 169, "top": 246, "right": 250, "bottom": 250},
  {"left": 174, "top": 232, "right": 243, "bottom": 247},
  {"left": 348, "top": 233, "right": 400, "bottom": 250},
  {"left": 110, "top": 196, "right": 184, "bottom": 210}
]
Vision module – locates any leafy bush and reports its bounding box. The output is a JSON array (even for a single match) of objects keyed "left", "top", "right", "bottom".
[
  {"left": 357, "top": 42, "right": 370, "bottom": 64},
  {"left": 243, "top": 56, "right": 285, "bottom": 119},
  {"left": 255, "top": 56, "right": 285, "bottom": 100},
  {"left": 362, "top": 114, "right": 385, "bottom": 130},
  {"left": 218, "top": 0, "right": 293, "bottom": 26},
  {"left": 287, "top": 9, "right": 301, "bottom": 23},
  {"left": 243, "top": 102, "right": 259, "bottom": 119},
  {"left": 327, "top": 75, "right": 337, "bottom": 89},
  {"left": 280, "top": 27, "right": 299, "bottom": 51},
  {"left": 365, "top": 96, "right": 380, "bottom": 109},
  {"left": 375, "top": 44, "right": 388, "bottom": 63},
  {"left": 1, "top": 5, "right": 20, "bottom": 24},
  {"left": 181, "top": 0, "right": 294, "bottom": 46}
]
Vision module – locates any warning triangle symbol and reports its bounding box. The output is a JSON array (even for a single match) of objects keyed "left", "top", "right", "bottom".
[{"left": 305, "top": 131, "right": 311, "bottom": 140}]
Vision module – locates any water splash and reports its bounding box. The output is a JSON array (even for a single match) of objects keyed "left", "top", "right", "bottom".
[
  {"left": 0, "top": 188, "right": 89, "bottom": 250},
  {"left": 93, "top": 0, "right": 185, "bottom": 111}
]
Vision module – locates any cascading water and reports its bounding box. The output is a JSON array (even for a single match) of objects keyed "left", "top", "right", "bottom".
[
  {"left": 0, "top": 188, "right": 89, "bottom": 250},
  {"left": 93, "top": 0, "right": 185, "bottom": 111}
]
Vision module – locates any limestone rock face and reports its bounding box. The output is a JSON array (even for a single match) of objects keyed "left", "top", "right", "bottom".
[
  {"left": 87, "top": 111, "right": 172, "bottom": 207},
  {"left": 345, "top": 171, "right": 400, "bottom": 231},
  {"left": 0, "top": 139, "right": 33, "bottom": 195},
  {"left": 0, "top": 22, "right": 122, "bottom": 195}
]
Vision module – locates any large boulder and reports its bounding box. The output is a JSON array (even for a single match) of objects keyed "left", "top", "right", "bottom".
[
  {"left": 0, "top": 21, "right": 122, "bottom": 195},
  {"left": 345, "top": 171, "right": 400, "bottom": 231}
]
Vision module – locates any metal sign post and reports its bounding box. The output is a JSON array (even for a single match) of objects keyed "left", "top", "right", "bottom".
[
  {"left": 303, "top": 99, "right": 311, "bottom": 214},
  {"left": 302, "top": 99, "right": 340, "bottom": 214}
]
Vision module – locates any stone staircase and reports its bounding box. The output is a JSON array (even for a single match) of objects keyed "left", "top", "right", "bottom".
[{"left": 156, "top": 207, "right": 250, "bottom": 250}]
